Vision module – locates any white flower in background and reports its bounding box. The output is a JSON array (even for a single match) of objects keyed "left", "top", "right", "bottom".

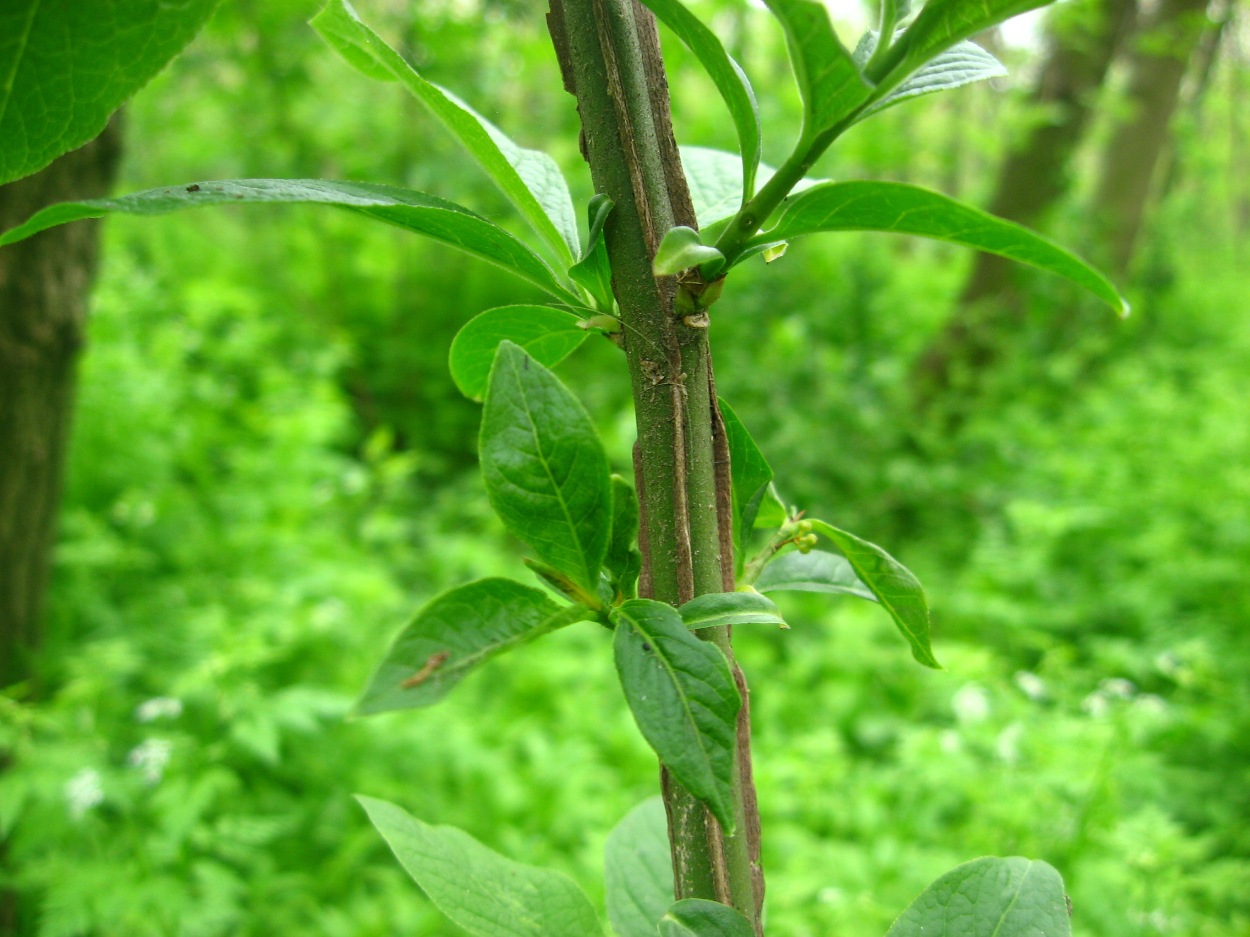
[
  {"left": 1081, "top": 691, "right": 1110, "bottom": 719},
  {"left": 128, "top": 738, "right": 173, "bottom": 784},
  {"left": 951, "top": 683, "right": 991, "bottom": 724},
  {"left": 135, "top": 696, "right": 183, "bottom": 723},
  {"left": 65, "top": 768, "right": 104, "bottom": 819},
  {"left": 996, "top": 723, "right": 1025, "bottom": 764},
  {"left": 1013, "top": 670, "right": 1047, "bottom": 702},
  {"left": 1101, "top": 677, "right": 1136, "bottom": 699}
]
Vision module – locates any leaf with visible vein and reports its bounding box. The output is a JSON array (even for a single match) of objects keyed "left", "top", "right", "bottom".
[
  {"left": 612, "top": 599, "right": 740, "bottom": 832},
  {"left": 0, "top": 0, "right": 218, "bottom": 185},
  {"left": 754, "top": 181, "right": 1128, "bottom": 314},
  {"left": 808, "top": 520, "right": 939, "bottom": 669},
  {"left": 356, "top": 578, "right": 587, "bottom": 716},
  {"left": 886, "top": 856, "right": 1071, "bottom": 937},
  {"left": 312, "top": 0, "right": 578, "bottom": 262},
  {"left": 357, "top": 796, "right": 603, "bottom": 937},
  {"left": 480, "top": 342, "right": 612, "bottom": 592},
  {"left": 640, "top": 0, "right": 761, "bottom": 201},
  {"left": 718, "top": 399, "right": 773, "bottom": 570},
  {"left": 680, "top": 591, "right": 787, "bottom": 630},
  {"left": 763, "top": 0, "right": 872, "bottom": 138},
  {"left": 0, "top": 179, "right": 578, "bottom": 302},
  {"left": 755, "top": 550, "right": 874, "bottom": 601},
  {"left": 450, "top": 306, "right": 587, "bottom": 401}
]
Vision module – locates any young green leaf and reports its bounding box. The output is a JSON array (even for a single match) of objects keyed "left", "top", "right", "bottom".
[
  {"left": 653, "top": 226, "right": 726, "bottom": 277},
  {"left": 356, "top": 796, "right": 603, "bottom": 937},
  {"left": 754, "top": 550, "right": 874, "bottom": 601},
  {"left": 680, "top": 146, "right": 824, "bottom": 234},
  {"left": 356, "top": 579, "right": 587, "bottom": 716},
  {"left": 606, "top": 476, "right": 643, "bottom": 601},
  {"left": 312, "top": 0, "right": 579, "bottom": 263},
  {"left": 808, "top": 520, "right": 939, "bottom": 668},
  {"left": 450, "top": 306, "right": 588, "bottom": 402},
  {"left": 870, "top": 0, "right": 1052, "bottom": 89},
  {"left": 612, "top": 599, "right": 741, "bottom": 833},
  {"left": 639, "top": 0, "right": 761, "bottom": 202},
  {"left": 763, "top": 0, "right": 873, "bottom": 140},
  {"left": 481, "top": 342, "right": 612, "bottom": 592},
  {"left": 0, "top": 0, "right": 218, "bottom": 186},
  {"left": 885, "top": 857, "right": 1071, "bottom": 937},
  {"left": 855, "top": 36, "right": 1005, "bottom": 116},
  {"left": 718, "top": 399, "right": 773, "bottom": 570},
  {"left": 680, "top": 592, "right": 787, "bottom": 630},
  {"left": 568, "top": 194, "right": 616, "bottom": 311},
  {"left": 755, "top": 181, "right": 1129, "bottom": 315},
  {"left": 753, "top": 482, "right": 790, "bottom": 530},
  {"left": 0, "top": 179, "right": 579, "bottom": 302},
  {"left": 659, "top": 899, "right": 756, "bottom": 937},
  {"left": 604, "top": 798, "right": 673, "bottom": 937}
]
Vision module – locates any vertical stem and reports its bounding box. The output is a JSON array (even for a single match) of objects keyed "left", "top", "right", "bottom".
[{"left": 547, "top": 1, "right": 763, "bottom": 930}]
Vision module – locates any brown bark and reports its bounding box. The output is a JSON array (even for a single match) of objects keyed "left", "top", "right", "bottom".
[
  {"left": 0, "top": 121, "right": 123, "bottom": 693},
  {"left": 912, "top": 0, "right": 1137, "bottom": 403},
  {"left": 1090, "top": 0, "right": 1214, "bottom": 275}
]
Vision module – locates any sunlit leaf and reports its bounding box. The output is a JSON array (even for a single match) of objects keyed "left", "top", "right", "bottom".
[
  {"left": 312, "top": 0, "right": 578, "bottom": 262},
  {"left": 0, "top": 0, "right": 218, "bottom": 185},
  {"left": 756, "top": 181, "right": 1128, "bottom": 314},
  {"left": 450, "top": 306, "right": 587, "bottom": 401},
  {"left": 357, "top": 796, "right": 603, "bottom": 937},
  {"left": 641, "top": 0, "right": 761, "bottom": 201},
  {"left": 854, "top": 35, "right": 1005, "bottom": 116},
  {"left": 886, "top": 857, "right": 1071, "bottom": 937},
  {"left": 808, "top": 520, "right": 939, "bottom": 669},
  {"left": 0, "top": 179, "right": 579, "bottom": 302}
]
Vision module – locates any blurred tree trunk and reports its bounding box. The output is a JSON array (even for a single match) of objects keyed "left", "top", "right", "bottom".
[
  {"left": 1089, "top": 0, "right": 1215, "bottom": 275},
  {"left": 0, "top": 121, "right": 123, "bottom": 694},
  {"left": 912, "top": 0, "right": 1137, "bottom": 404}
]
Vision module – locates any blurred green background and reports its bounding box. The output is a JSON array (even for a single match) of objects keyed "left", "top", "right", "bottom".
[{"left": 1, "top": 0, "right": 1247, "bottom": 934}]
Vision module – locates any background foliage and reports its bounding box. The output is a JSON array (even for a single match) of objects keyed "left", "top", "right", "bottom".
[{"left": 1, "top": 0, "right": 1247, "bottom": 935}]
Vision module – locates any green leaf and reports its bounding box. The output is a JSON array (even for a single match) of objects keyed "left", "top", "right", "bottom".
[
  {"left": 612, "top": 599, "right": 740, "bottom": 832},
  {"left": 604, "top": 798, "right": 673, "bottom": 937},
  {"left": 753, "top": 482, "right": 790, "bottom": 530},
  {"left": 653, "top": 226, "right": 726, "bottom": 277},
  {"left": 718, "top": 399, "right": 773, "bottom": 570},
  {"left": 659, "top": 899, "right": 755, "bottom": 937},
  {"left": 680, "top": 591, "right": 787, "bottom": 629},
  {"left": 450, "top": 306, "right": 588, "bottom": 402},
  {"left": 763, "top": 0, "right": 873, "bottom": 139},
  {"left": 312, "top": 0, "right": 578, "bottom": 263},
  {"left": 356, "top": 796, "right": 603, "bottom": 937},
  {"left": 871, "top": 0, "right": 1052, "bottom": 89},
  {"left": 0, "top": 0, "right": 218, "bottom": 185},
  {"left": 808, "top": 520, "right": 939, "bottom": 669},
  {"left": 755, "top": 181, "right": 1129, "bottom": 314},
  {"left": 754, "top": 550, "right": 874, "bottom": 601},
  {"left": 885, "top": 857, "right": 1071, "bottom": 937},
  {"left": 640, "top": 0, "right": 761, "bottom": 202},
  {"left": 855, "top": 34, "right": 1005, "bottom": 116},
  {"left": 680, "top": 147, "right": 824, "bottom": 234},
  {"left": 0, "top": 179, "right": 578, "bottom": 302},
  {"left": 568, "top": 193, "right": 616, "bottom": 311},
  {"left": 606, "top": 476, "right": 643, "bottom": 600},
  {"left": 480, "top": 342, "right": 612, "bottom": 592},
  {"left": 356, "top": 579, "right": 586, "bottom": 716}
]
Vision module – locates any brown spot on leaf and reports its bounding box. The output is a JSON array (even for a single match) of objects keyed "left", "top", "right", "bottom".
[{"left": 400, "top": 651, "right": 451, "bottom": 689}]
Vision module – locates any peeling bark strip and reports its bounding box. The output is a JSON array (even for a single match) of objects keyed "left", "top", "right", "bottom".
[{"left": 546, "top": 1, "right": 763, "bottom": 930}]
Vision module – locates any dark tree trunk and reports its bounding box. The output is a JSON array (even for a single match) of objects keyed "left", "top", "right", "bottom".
[
  {"left": 1090, "top": 0, "right": 1214, "bottom": 275},
  {"left": 0, "top": 119, "right": 122, "bottom": 937},
  {"left": 912, "top": 0, "right": 1137, "bottom": 404},
  {"left": 0, "top": 120, "right": 123, "bottom": 692}
]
